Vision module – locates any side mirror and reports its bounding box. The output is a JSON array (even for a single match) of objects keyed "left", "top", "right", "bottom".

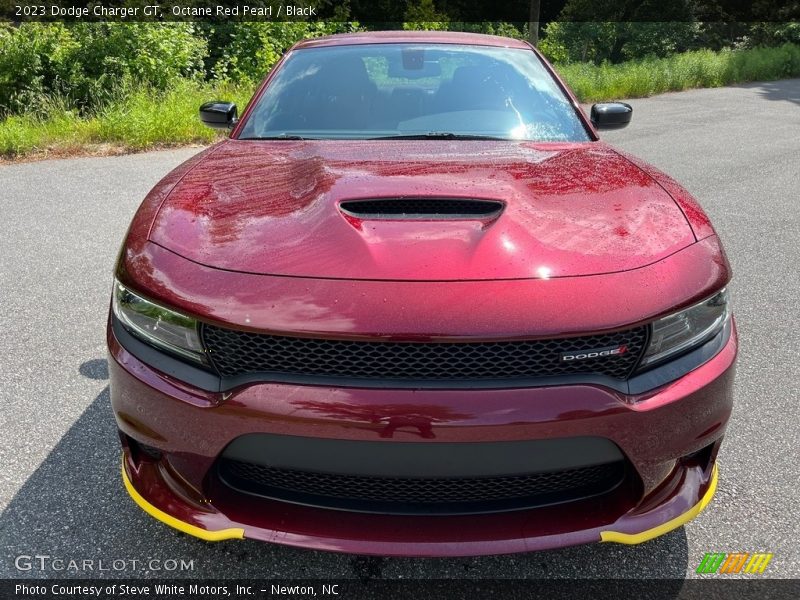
[
  {"left": 590, "top": 102, "right": 632, "bottom": 130},
  {"left": 199, "top": 101, "right": 238, "bottom": 129}
]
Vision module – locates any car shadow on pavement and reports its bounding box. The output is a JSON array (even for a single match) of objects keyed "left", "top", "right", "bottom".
[
  {"left": 740, "top": 78, "right": 800, "bottom": 106},
  {"left": 1, "top": 359, "right": 688, "bottom": 583}
]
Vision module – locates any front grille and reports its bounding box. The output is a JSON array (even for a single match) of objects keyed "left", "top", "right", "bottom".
[
  {"left": 202, "top": 325, "right": 647, "bottom": 382},
  {"left": 339, "top": 198, "right": 503, "bottom": 218},
  {"left": 218, "top": 458, "right": 626, "bottom": 514}
]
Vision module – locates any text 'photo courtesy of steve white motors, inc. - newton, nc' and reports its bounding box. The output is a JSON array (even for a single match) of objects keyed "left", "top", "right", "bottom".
[
  {"left": 14, "top": 582, "right": 339, "bottom": 597},
  {"left": 15, "top": 3, "right": 318, "bottom": 18}
]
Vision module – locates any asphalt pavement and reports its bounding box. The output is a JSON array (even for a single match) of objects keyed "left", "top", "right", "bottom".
[{"left": 1, "top": 79, "right": 798, "bottom": 581}]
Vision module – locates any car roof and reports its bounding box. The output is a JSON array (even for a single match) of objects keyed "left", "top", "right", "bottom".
[{"left": 292, "top": 30, "right": 532, "bottom": 51}]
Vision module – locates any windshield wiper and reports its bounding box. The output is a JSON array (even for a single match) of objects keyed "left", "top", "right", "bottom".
[
  {"left": 241, "top": 132, "right": 513, "bottom": 141},
  {"left": 369, "top": 132, "right": 512, "bottom": 141},
  {"left": 239, "top": 134, "right": 311, "bottom": 140}
]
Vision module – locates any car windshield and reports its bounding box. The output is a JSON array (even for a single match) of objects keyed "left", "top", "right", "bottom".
[{"left": 237, "top": 43, "right": 590, "bottom": 142}]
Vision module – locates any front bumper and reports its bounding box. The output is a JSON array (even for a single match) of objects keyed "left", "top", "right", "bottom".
[{"left": 110, "top": 320, "right": 736, "bottom": 557}]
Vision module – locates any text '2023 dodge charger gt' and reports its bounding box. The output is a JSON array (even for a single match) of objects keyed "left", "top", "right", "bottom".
[{"left": 109, "top": 31, "right": 736, "bottom": 556}]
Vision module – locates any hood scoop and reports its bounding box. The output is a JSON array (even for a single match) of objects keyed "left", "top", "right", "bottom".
[{"left": 339, "top": 198, "right": 504, "bottom": 220}]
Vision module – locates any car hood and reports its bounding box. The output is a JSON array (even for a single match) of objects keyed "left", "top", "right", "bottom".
[{"left": 149, "top": 140, "right": 694, "bottom": 281}]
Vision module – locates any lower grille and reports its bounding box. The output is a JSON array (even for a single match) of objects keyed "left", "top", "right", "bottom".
[
  {"left": 218, "top": 458, "right": 626, "bottom": 515},
  {"left": 202, "top": 325, "right": 648, "bottom": 383}
]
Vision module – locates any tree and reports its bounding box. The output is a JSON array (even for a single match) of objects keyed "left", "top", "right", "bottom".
[
  {"left": 403, "top": 0, "right": 448, "bottom": 30},
  {"left": 528, "top": 0, "right": 541, "bottom": 46},
  {"left": 544, "top": 0, "right": 697, "bottom": 63}
]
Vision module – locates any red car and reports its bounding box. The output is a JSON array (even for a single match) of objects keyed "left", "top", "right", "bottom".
[{"left": 110, "top": 31, "right": 736, "bottom": 556}]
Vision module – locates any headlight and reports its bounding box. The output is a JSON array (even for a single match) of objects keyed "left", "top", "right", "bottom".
[
  {"left": 112, "top": 279, "right": 206, "bottom": 363},
  {"left": 640, "top": 288, "right": 730, "bottom": 368}
]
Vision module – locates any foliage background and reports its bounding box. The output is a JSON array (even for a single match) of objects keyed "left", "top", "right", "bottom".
[{"left": 0, "top": 0, "right": 798, "bottom": 157}]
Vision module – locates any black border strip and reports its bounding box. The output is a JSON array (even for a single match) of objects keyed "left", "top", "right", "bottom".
[
  {"left": 6, "top": 1, "right": 799, "bottom": 23},
  {"left": 4, "top": 579, "right": 798, "bottom": 599}
]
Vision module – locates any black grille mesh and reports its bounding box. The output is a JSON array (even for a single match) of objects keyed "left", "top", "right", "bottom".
[
  {"left": 218, "top": 458, "right": 625, "bottom": 512},
  {"left": 202, "top": 325, "right": 647, "bottom": 382},
  {"left": 339, "top": 198, "right": 503, "bottom": 217}
]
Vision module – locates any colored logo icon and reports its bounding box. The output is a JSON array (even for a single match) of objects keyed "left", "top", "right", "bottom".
[{"left": 696, "top": 552, "right": 773, "bottom": 574}]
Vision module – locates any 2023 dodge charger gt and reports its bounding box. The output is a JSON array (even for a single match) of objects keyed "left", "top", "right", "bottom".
[{"left": 109, "top": 31, "right": 736, "bottom": 556}]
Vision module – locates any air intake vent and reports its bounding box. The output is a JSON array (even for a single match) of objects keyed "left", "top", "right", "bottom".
[
  {"left": 217, "top": 458, "right": 626, "bottom": 515},
  {"left": 340, "top": 198, "right": 503, "bottom": 219}
]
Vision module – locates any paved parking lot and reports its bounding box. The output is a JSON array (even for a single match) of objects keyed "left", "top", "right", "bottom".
[{"left": 1, "top": 79, "right": 798, "bottom": 580}]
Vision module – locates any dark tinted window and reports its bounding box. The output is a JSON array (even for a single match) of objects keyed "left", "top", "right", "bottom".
[{"left": 238, "top": 44, "right": 590, "bottom": 142}]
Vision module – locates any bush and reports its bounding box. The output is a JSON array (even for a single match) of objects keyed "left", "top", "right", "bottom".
[
  {"left": 0, "top": 23, "right": 80, "bottom": 116},
  {"left": 0, "top": 23, "right": 207, "bottom": 116},
  {"left": 68, "top": 23, "right": 207, "bottom": 97},
  {"left": 402, "top": 0, "right": 448, "bottom": 30},
  {"left": 447, "top": 22, "right": 525, "bottom": 39},
  {"left": 212, "top": 22, "right": 360, "bottom": 84},
  {"left": 745, "top": 23, "right": 800, "bottom": 48},
  {"left": 547, "top": 0, "right": 698, "bottom": 64},
  {"left": 541, "top": 21, "right": 699, "bottom": 65}
]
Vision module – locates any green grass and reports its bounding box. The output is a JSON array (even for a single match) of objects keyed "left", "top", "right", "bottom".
[
  {"left": 2, "top": 43, "right": 799, "bottom": 159},
  {"left": 0, "top": 80, "right": 253, "bottom": 159},
  {"left": 560, "top": 43, "right": 800, "bottom": 102}
]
